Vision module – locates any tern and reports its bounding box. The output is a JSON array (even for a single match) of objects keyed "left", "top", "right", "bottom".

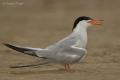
[{"left": 3, "top": 16, "right": 102, "bottom": 70}]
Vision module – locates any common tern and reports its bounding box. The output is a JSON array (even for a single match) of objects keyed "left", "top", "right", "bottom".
[{"left": 3, "top": 16, "right": 103, "bottom": 70}]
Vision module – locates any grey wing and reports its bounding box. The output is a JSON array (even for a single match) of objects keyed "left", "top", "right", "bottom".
[
  {"left": 53, "top": 46, "right": 87, "bottom": 64},
  {"left": 38, "top": 46, "right": 87, "bottom": 64},
  {"left": 3, "top": 43, "right": 54, "bottom": 66},
  {"left": 46, "top": 34, "right": 77, "bottom": 51}
]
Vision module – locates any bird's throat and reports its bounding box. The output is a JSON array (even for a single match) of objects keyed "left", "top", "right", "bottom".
[{"left": 73, "top": 24, "right": 88, "bottom": 48}]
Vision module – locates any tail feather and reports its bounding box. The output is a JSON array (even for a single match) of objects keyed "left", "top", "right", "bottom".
[
  {"left": 10, "top": 59, "right": 52, "bottom": 68},
  {"left": 2, "top": 43, "right": 38, "bottom": 57}
]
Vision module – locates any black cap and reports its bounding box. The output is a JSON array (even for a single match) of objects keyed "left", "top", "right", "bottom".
[{"left": 72, "top": 16, "right": 92, "bottom": 30}]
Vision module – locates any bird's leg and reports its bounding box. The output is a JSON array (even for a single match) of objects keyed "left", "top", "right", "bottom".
[
  {"left": 64, "top": 64, "right": 67, "bottom": 70},
  {"left": 67, "top": 64, "right": 70, "bottom": 70},
  {"left": 64, "top": 64, "right": 70, "bottom": 71}
]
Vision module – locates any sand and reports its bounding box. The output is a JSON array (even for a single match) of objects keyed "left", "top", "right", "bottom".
[{"left": 0, "top": 0, "right": 120, "bottom": 80}]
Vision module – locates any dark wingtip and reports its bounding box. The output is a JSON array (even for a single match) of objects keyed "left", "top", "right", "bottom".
[
  {"left": 2, "top": 43, "right": 26, "bottom": 53},
  {"left": 2, "top": 43, "right": 8, "bottom": 45},
  {"left": 2, "top": 43, "right": 12, "bottom": 48},
  {"left": 2, "top": 43, "right": 38, "bottom": 57}
]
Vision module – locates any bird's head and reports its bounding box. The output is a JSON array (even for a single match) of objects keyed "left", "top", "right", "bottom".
[{"left": 72, "top": 16, "right": 103, "bottom": 31}]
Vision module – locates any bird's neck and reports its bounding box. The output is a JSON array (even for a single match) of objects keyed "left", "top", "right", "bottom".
[{"left": 73, "top": 23, "right": 88, "bottom": 48}]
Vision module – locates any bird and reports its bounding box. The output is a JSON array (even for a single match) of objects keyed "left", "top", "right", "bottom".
[{"left": 3, "top": 16, "right": 103, "bottom": 71}]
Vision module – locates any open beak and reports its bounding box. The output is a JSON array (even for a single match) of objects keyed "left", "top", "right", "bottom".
[{"left": 88, "top": 19, "right": 103, "bottom": 25}]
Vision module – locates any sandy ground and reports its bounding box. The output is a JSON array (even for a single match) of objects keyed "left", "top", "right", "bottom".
[{"left": 0, "top": 0, "right": 120, "bottom": 80}]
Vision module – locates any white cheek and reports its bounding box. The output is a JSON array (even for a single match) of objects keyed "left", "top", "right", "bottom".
[
  {"left": 83, "top": 22, "right": 91, "bottom": 27},
  {"left": 87, "top": 23, "right": 92, "bottom": 26}
]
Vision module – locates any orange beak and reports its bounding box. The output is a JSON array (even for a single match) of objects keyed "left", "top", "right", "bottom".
[{"left": 88, "top": 19, "right": 103, "bottom": 25}]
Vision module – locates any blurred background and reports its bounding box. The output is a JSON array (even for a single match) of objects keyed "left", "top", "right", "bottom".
[{"left": 0, "top": 0, "right": 120, "bottom": 80}]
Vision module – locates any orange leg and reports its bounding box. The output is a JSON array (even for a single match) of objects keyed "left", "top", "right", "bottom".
[
  {"left": 67, "top": 64, "right": 70, "bottom": 70},
  {"left": 65, "top": 64, "right": 67, "bottom": 70},
  {"left": 64, "top": 64, "right": 70, "bottom": 71}
]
